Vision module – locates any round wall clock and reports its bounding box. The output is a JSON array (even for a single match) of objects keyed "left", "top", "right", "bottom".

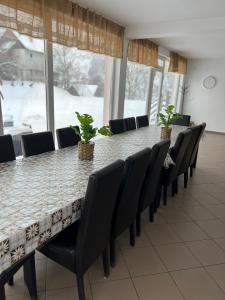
[{"left": 202, "top": 76, "right": 216, "bottom": 89}]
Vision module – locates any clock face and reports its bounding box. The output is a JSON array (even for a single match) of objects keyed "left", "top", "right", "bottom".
[{"left": 203, "top": 76, "right": 216, "bottom": 89}]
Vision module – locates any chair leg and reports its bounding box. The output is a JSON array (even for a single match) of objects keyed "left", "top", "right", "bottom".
[
  {"left": 102, "top": 246, "right": 110, "bottom": 278},
  {"left": 23, "top": 255, "right": 37, "bottom": 300},
  {"left": 175, "top": 178, "right": 178, "bottom": 194},
  {"left": 184, "top": 171, "right": 188, "bottom": 188},
  {"left": 136, "top": 213, "right": 141, "bottom": 237},
  {"left": 149, "top": 204, "right": 154, "bottom": 223},
  {"left": 193, "top": 149, "right": 198, "bottom": 168},
  {"left": 0, "top": 283, "right": 6, "bottom": 300},
  {"left": 77, "top": 275, "right": 85, "bottom": 300},
  {"left": 190, "top": 166, "right": 193, "bottom": 177},
  {"left": 163, "top": 186, "right": 167, "bottom": 206},
  {"left": 110, "top": 238, "right": 116, "bottom": 267},
  {"left": 172, "top": 182, "right": 176, "bottom": 197},
  {"left": 8, "top": 276, "right": 14, "bottom": 286},
  {"left": 129, "top": 223, "right": 135, "bottom": 246}
]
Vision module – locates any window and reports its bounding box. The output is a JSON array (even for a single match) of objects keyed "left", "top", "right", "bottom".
[
  {"left": 124, "top": 61, "right": 150, "bottom": 118},
  {"left": 0, "top": 28, "right": 46, "bottom": 155},
  {"left": 160, "top": 72, "right": 179, "bottom": 111},
  {"left": 53, "top": 44, "right": 110, "bottom": 130}
]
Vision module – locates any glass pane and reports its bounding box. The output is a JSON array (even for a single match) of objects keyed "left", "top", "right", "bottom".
[
  {"left": 124, "top": 61, "right": 150, "bottom": 118},
  {"left": 0, "top": 28, "right": 46, "bottom": 156},
  {"left": 161, "top": 73, "right": 177, "bottom": 111},
  {"left": 150, "top": 70, "right": 162, "bottom": 124},
  {"left": 53, "top": 44, "right": 106, "bottom": 130}
]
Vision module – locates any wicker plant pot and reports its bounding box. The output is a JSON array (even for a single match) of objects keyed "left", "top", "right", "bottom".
[
  {"left": 160, "top": 127, "right": 172, "bottom": 139},
  {"left": 78, "top": 141, "right": 95, "bottom": 160}
]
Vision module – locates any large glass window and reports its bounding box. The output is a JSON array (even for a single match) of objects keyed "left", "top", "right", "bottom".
[
  {"left": 150, "top": 70, "right": 163, "bottom": 124},
  {"left": 160, "top": 72, "right": 178, "bottom": 111},
  {"left": 0, "top": 28, "right": 46, "bottom": 155},
  {"left": 124, "top": 62, "right": 150, "bottom": 118},
  {"left": 53, "top": 44, "right": 108, "bottom": 129}
]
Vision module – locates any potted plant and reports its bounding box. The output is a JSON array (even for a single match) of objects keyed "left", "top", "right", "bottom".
[
  {"left": 157, "top": 105, "right": 181, "bottom": 139},
  {"left": 72, "top": 112, "right": 112, "bottom": 160}
]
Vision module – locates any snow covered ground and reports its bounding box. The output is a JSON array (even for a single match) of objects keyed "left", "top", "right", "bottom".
[{"left": 1, "top": 81, "right": 146, "bottom": 134}]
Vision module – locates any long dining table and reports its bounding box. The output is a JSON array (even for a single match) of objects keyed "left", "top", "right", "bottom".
[{"left": 0, "top": 125, "right": 186, "bottom": 275}]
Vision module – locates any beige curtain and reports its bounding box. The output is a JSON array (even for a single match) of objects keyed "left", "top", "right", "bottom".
[
  {"left": 0, "top": 0, "right": 125, "bottom": 58},
  {"left": 169, "top": 52, "right": 187, "bottom": 74},
  {"left": 128, "top": 39, "right": 158, "bottom": 68}
]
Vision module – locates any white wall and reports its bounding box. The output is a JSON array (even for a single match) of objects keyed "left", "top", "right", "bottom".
[{"left": 183, "top": 58, "right": 225, "bottom": 133}]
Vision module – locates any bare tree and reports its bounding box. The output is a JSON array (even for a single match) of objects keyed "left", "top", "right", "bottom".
[{"left": 53, "top": 45, "right": 92, "bottom": 90}]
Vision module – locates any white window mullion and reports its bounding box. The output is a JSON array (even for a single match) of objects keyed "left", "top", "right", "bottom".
[
  {"left": 0, "top": 97, "right": 3, "bottom": 135},
  {"left": 44, "top": 41, "right": 55, "bottom": 136},
  {"left": 146, "top": 68, "right": 154, "bottom": 116}
]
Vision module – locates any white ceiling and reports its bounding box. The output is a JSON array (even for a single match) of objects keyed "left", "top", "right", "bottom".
[{"left": 76, "top": 0, "right": 225, "bottom": 59}]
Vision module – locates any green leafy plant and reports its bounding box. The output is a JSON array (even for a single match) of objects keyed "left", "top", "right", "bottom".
[
  {"left": 157, "top": 105, "right": 182, "bottom": 128},
  {"left": 71, "top": 112, "right": 112, "bottom": 144}
]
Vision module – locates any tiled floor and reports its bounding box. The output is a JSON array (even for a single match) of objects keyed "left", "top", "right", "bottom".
[{"left": 5, "top": 132, "right": 225, "bottom": 299}]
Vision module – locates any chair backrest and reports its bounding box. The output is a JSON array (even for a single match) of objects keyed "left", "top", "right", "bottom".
[
  {"left": 138, "top": 140, "right": 171, "bottom": 212},
  {"left": 124, "top": 117, "right": 136, "bottom": 131},
  {"left": 56, "top": 126, "right": 81, "bottom": 149},
  {"left": 109, "top": 119, "right": 126, "bottom": 134},
  {"left": 190, "top": 122, "right": 206, "bottom": 166},
  {"left": 75, "top": 160, "right": 124, "bottom": 274},
  {"left": 112, "top": 148, "right": 152, "bottom": 238},
  {"left": 179, "top": 124, "right": 202, "bottom": 174},
  {"left": 0, "top": 134, "right": 15, "bottom": 163},
  {"left": 172, "top": 114, "right": 191, "bottom": 126},
  {"left": 21, "top": 131, "right": 55, "bottom": 157},
  {"left": 136, "top": 115, "right": 149, "bottom": 128},
  {"left": 167, "top": 129, "right": 192, "bottom": 183}
]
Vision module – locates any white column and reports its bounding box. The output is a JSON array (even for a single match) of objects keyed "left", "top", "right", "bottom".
[
  {"left": 146, "top": 68, "right": 154, "bottom": 116},
  {"left": 0, "top": 97, "right": 3, "bottom": 135},
  {"left": 111, "top": 36, "right": 129, "bottom": 119},
  {"left": 44, "top": 41, "right": 55, "bottom": 136}
]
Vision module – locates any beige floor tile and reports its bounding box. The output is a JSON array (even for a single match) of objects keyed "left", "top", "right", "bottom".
[
  {"left": 46, "top": 285, "right": 92, "bottom": 300},
  {"left": 133, "top": 273, "right": 184, "bottom": 300},
  {"left": 197, "top": 219, "right": 225, "bottom": 238},
  {"left": 186, "top": 240, "right": 225, "bottom": 266},
  {"left": 158, "top": 207, "right": 191, "bottom": 223},
  {"left": 206, "top": 264, "right": 225, "bottom": 292},
  {"left": 183, "top": 205, "right": 216, "bottom": 221},
  {"left": 170, "top": 222, "right": 209, "bottom": 241},
  {"left": 92, "top": 279, "right": 139, "bottom": 300},
  {"left": 7, "top": 293, "right": 45, "bottom": 300},
  {"left": 88, "top": 250, "right": 129, "bottom": 283},
  {"left": 122, "top": 246, "right": 166, "bottom": 277},
  {"left": 207, "top": 204, "right": 225, "bottom": 218},
  {"left": 194, "top": 193, "right": 222, "bottom": 206},
  {"left": 118, "top": 229, "right": 151, "bottom": 249},
  {"left": 214, "top": 238, "right": 225, "bottom": 251},
  {"left": 46, "top": 259, "right": 77, "bottom": 290},
  {"left": 171, "top": 267, "right": 225, "bottom": 300},
  {"left": 144, "top": 223, "right": 182, "bottom": 245},
  {"left": 156, "top": 243, "right": 201, "bottom": 271}
]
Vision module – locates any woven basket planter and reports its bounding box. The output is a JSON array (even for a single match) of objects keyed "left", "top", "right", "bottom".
[
  {"left": 78, "top": 141, "right": 95, "bottom": 160},
  {"left": 160, "top": 127, "right": 172, "bottom": 139}
]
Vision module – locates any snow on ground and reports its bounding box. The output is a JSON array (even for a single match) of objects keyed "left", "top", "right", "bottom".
[{"left": 1, "top": 81, "right": 145, "bottom": 134}]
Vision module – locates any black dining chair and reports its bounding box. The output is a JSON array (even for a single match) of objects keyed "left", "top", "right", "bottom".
[
  {"left": 109, "top": 119, "right": 126, "bottom": 134},
  {"left": 136, "top": 115, "right": 149, "bottom": 128},
  {"left": 124, "top": 117, "right": 136, "bottom": 131},
  {"left": 177, "top": 125, "right": 202, "bottom": 189},
  {"left": 56, "top": 126, "right": 81, "bottom": 149},
  {"left": 21, "top": 131, "right": 55, "bottom": 157},
  {"left": 38, "top": 160, "right": 124, "bottom": 300},
  {"left": 171, "top": 114, "right": 191, "bottom": 126},
  {"left": 110, "top": 148, "right": 151, "bottom": 267},
  {"left": 0, "top": 134, "right": 16, "bottom": 163},
  {"left": 161, "top": 129, "right": 192, "bottom": 206},
  {"left": 190, "top": 122, "right": 206, "bottom": 177},
  {"left": 0, "top": 252, "right": 37, "bottom": 300},
  {"left": 136, "top": 140, "right": 171, "bottom": 236}
]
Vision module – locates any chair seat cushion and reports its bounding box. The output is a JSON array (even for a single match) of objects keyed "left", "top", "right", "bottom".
[{"left": 39, "top": 221, "right": 79, "bottom": 273}]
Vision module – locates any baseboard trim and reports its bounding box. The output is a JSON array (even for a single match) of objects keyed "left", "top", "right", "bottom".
[{"left": 205, "top": 130, "right": 225, "bottom": 135}]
